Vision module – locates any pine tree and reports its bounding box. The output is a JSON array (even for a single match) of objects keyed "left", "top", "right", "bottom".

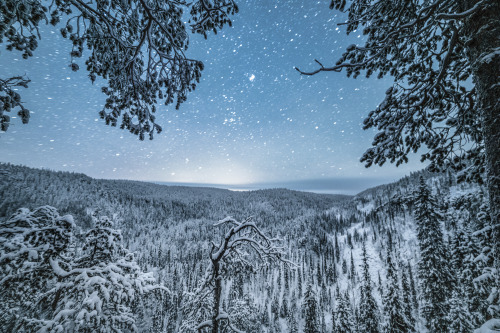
[
  {"left": 287, "top": 311, "right": 299, "bottom": 333},
  {"left": 447, "top": 288, "right": 474, "bottom": 333},
  {"left": 350, "top": 251, "right": 356, "bottom": 283},
  {"left": 0, "top": 206, "right": 75, "bottom": 330},
  {"left": 303, "top": 283, "right": 319, "bottom": 333},
  {"left": 342, "top": 258, "right": 347, "bottom": 275},
  {"left": 383, "top": 232, "right": 413, "bottom": 333},
  {"left": 407, "top": 262, "right": 418, "bottom": 311},
  {"left": 400, "top": 262, "right": 416, "bottom": 331},
  {"left": 317, "top": 258, "right": 323, "bottom": 285},
  {"left": 297, "top": 265, "right": 303, "bottom": 296},
  {"left": 333, "top": 287, "right": 352, "bottom": 333},
  {"left": 297, "top": 0, "right": 500, "bottom": 272},
  {"left": 359, "top": 241, "right": 380, "bottom": 333},
  {"left": 415, "top": 177, "right": 453, "bottom": 332},
  {"left": 0, "top": 0, "right": 240, "bottom": 139},
  {"left": 334, "top": 234, "right": 340, "bottom": 263}
]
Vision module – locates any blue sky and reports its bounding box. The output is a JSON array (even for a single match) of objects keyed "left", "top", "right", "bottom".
[{"left": 0, "top": 0, "right": 426, "bottom": 194}]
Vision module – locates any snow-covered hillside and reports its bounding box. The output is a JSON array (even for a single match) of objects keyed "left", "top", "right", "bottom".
[{"left": 0, "top": 163, "right": 498, "bottom": 332}]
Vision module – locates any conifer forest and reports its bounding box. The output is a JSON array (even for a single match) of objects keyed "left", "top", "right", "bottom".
[{"left": 0, "top": 163, "right": 498, "bottom": 332}]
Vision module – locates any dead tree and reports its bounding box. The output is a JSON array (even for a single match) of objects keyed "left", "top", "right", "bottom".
[{"left": 181, "top": 216, "right": 291, "bottom": 333}]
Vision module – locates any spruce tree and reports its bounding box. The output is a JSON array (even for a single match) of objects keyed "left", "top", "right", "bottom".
[
  {"left": 0, "top": 206, "right": 74, "bottom": 330},
  {"left": 284, "top": 263, "right": 290, "bottom": 295},
  {"left": 383, "top": 232, "right": 413, "bottom": 333},
  {"left": 334, "top": 234, "right": 340, "bottom": 263},
  {"left": 407, "top": 262, "right": 418, "bottom": 311},
  {"left": 447, "top": 288, "right": 474, "bottom": 333},
  {"left": 415, "top": 177, "right": 453, "bottom": 332},
  {"left": 317, "top": 259, "right": 323, "bottom": 285},
  {"left": 359, "top": 240, "right": 380, "bottom": 333},
  {"left": 400, "top": 262, "right": 416, "bottom": 331},
  {"left": 342, "top": 258, "right": 347, "bottom": 275},
  {"left": 461, "top": 225, "right": 485, "bottom": 326},
  {"left": 287, "top": 311, "right": 299, "bottom": 333},
  {"left": 377, "top": 271, "right": 384, "bottom": 299},
  {"left": 280, "top": 297, "right": 289, "bottom": 318},
  {"left": 321, "top": 311, "right": 327, "bottom": 333},
  {"left": 297, "top": 266, "right": 303, "bottom": 296},
  {"left": 333, "top": 287, "right": 352, "bottom": 333},
  {"left": 303, "top": 283, "right": 319, "bottom": 333},
  {"left": 449, "top": 224, "right": 484, "bottom": 326},
  {"left": 331, "top": 309, "right": 337, "bottom": 333},
  {"left": 350, "top": 251, "right": 356, "bottom": 283}
]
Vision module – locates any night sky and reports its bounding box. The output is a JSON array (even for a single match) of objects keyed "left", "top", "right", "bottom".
[{"left": 0, "top": 0, "right": 426, "bottom": 194}]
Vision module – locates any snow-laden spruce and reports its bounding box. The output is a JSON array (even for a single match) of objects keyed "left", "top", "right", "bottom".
[{"left": 0, "top": 206, "right": 167, "bottom": 332}]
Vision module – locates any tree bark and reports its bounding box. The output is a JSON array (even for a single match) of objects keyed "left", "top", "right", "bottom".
[
  {"left": 211, "top": 260, "right": 221, "bottom": 333},
  {"left": 463, "top": 0, "right": 500, "bottom": 280}
]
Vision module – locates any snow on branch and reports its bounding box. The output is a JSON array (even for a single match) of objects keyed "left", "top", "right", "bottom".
[
  {"left": 181, "top": 216, "right": 292, "bottom": 332},
  {"left": 435, "top": 0, "right": 486, "bottom": 20}
]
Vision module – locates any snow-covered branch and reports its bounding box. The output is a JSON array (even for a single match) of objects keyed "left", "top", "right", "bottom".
[{"left": 181, "top": 216, "right": 291, "bottom": 333}]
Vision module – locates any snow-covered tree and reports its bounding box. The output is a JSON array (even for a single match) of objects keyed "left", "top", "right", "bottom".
[
  {"left": 0, "top": 0, "right": 238, "bottom": 139},
  {"left": 296, "top": 0, "right": 500, "bottom": 271},
  {"left": 227, "top": 295, "right": 260, "bottom": 332},
  {"left": 415, "top": 178, "right": 453, "bottom": 332},
  {"left": 407, "top": 262, "right": 419, "bottom": 311},
  {"left": 181, "top": 216, "right": 289, "bottom": 333},
  {"left": 33, "top": 214, "right": 167, "bottom": 332},
  {"left": 400, "top": 262, "right": 416, "bottom": 332},
  {"left": 287, "top": 310, "right": 298, "bottom": 333},
  {"left": 303, "top": 283, "right": 319, "bottom": 333},
  {"left": 359, "top": 241, "right": 380, "bottom": 333},
  {"left": 383, "top": 233, "right": 412, "bottom": 333},
  {"left": 0, "top": 206, "right": 75, "bottom": 330},
  {"left": 447, "top": 288, "right": 474, "bottom": 333},
  {"left": 333, "top": 288, "right": 352, "bottom": 333},
  {"left": 473, "top": 198, "right": 500, "bottom": 331},
  {"left": 0, "top": 206, "right": 167, "bottom": 332}
]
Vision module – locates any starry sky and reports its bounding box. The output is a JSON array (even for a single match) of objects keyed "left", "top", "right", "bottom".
[{"left": 0, "top": 0, "right": 427, "bottom": 194}]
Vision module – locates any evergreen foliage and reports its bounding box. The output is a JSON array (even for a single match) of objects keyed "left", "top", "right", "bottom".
[
  {"left": 303, "top": 283, "right": 319, "bottom": 333},
  {"left": 359, "top": 241, "right": 380, "bottom": 333},
  {"left": 0, "top": 0, "right": 238, "bottom": 139},
  {"left": 400, "top": 262, "right": 416, "bottom": 331},
  {"left": 447, "top": 288, "right": 474, "bottom": 333},
  {"left": 0, "top": 206, "right": 166, "bottom": 332},
  {"left": 383, "top": 232, "right": 413, "bottom": 333},
  {"left": 0, "top": 206, "right": 75, "bottom": 330},
  {"left": 333, "top": 287, "right": 352, "bottom": 333},
  {"left": 1, "top": 163, "right": 497, "bottom": 332},
  {"left": 415, "top": 178, "right": 453, "bottom": 332}
]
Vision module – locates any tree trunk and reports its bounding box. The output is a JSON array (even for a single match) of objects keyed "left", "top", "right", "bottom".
[
  {"left": 463, "top": 0, "right": 500, "bottom": 288},
  {"left": 212, "top": 260, "right": 221, "bottom": 333}
]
